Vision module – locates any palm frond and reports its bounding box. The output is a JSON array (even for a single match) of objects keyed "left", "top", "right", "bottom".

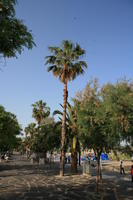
[
  {"left": 47, "top": 65, "right": 57, "bottom": 72},
  {"left": 45, "top": 56, "right": 56, "bottom": 65},
  {"left": 78, "top": 61, "right": 88, "bottom": 68},
  {"left": 45, "top": 40, "right": 87, "bottom": 82},
  {"left": 53, "top": 110, "right": 63, "bottom": 116},
  {"left": 48, "top": 47, "right": 63, "bottom": 56}
]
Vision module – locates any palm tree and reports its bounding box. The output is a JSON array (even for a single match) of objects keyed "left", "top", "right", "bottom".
[
  {"left": 32, "top": 100, "right": 50, "bottom": 125},
  {"left": 24, "top": 123, "right": 36, "bottom": 158},
  {"left": 53, "top": 103, "right": 80, "bottom": 173},
  {"left": 46, "top": 40, "right": 87, "bottom": 176},
  {"left": 24, "top": 123, "right": 36, "bottom": 137}
]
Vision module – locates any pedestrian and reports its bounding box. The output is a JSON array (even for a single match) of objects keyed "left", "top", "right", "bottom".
[
  {"left": 130, "top": 165, "right": 133, "bottom": 182},
  {"left": 120, "top": 161, "right": 125, "bottom": 174},
  {"left": 68, "top": 155, "right": 71, "bottom": 163}
]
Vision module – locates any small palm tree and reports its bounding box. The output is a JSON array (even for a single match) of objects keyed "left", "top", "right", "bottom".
[
  {"left": 32, "top": 100, "right": 50, "bottom": 125},
  {"left": 45, "top": 40, "right": 87, "bottom": 176},
  {"left": 53, "top": 103, "right": 80, "bottom": 173},
  {"left": 24, "top": 123, "right": 36, "bottom": 158},
  {"left": 24, "top": 123, "right": 36, "bottom": 137}
]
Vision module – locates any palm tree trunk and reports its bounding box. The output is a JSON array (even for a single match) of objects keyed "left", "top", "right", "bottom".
[
  {"left": 60, "top": 81, "right": 67, "bottom": 176},
  {"left": 71, "top": 136, "right": 77, "bottom": 173},
  {"left": 96, "top": 152, "right": 101, "bottom": 193},
  {"left": 71, "top": 151, "right": 77, "bottom": 173},
  {"left": 79, "top": 150, "right": 81, "bottom": 166}
]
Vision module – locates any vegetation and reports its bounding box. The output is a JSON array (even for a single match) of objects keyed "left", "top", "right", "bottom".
[
  {"left": 32, "top": 100, "right": 50, "bottom": 125},
  {"left": 73, "top": 79, "right": 133, "bottom": 189},
  {"left": 45, "top": 40, "right": 87, "bottom": 176},
  {"left": 0, "top": 105, "right": 21, "bottom": 152},
  {"left": 53, "top": 103, "right": 80, "bottom": 173},
  {"left": 0, "top": 0, "right": 35, "bottom": 59},
  {"left": 23, "top": 100, "right": 61, "bottom": 161}
]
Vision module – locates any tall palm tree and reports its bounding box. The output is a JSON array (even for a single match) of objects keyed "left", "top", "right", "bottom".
[
  {"left": 45, "top": 40, "right": 87, "bottom": 176},
  {"left": 32, "top": 100, "right": 50, "bottom": 125}
]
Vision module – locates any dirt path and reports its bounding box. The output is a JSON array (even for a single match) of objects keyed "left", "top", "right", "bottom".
[{"left": 0, "top": 156, "right": 132, "bottom": 200}]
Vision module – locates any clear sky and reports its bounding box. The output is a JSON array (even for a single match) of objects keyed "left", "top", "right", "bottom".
[{"left": 0, "top": 0, "right": 133, "bottom": 129}]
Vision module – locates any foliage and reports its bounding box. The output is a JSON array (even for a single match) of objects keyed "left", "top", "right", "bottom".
[
  {"left": 45, "top": 40, "right": 87, "bottom": 83},
  {"left": 73, "top": 79, "right": 133, "bottom": 186},
  {"left": 0, "top": 0, "right": 35, "bottom": 58},
  {"left": 24, "top": 100, "right": 61, "bottom": 156},
  {"left": 53, "top": 103, "right": 80, "bottom": 172},
  {"left": 101, "top": 79, "right": 133, "bottom": 143},
  {"left": 32, "top": 100, "right": 50, "bottom": 125},
  {"left": 24, "top": 122, "right": 36, "bottom": 137},
  {"left": 74, "top": 79, "right": 133, "bottom": 154},
  {"left": 0, "top": 105, "right": 21, "bottom": 151},
  {"left": 45, "top": 40, "right": 87, "bottom": 176},
  {"left": 32, "top": 118, "right": 61, "bottom": 153}
]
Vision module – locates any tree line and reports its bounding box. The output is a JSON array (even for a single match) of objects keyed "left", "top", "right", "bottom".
[{"left": 22, "top": 79, "right": 133, "bottom": 180}]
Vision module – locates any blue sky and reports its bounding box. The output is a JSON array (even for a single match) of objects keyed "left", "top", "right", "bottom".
[{"left": 0, "top": 0, "right": 133, "bottom": 129}]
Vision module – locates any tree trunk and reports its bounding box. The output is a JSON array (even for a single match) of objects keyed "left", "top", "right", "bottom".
[
  {"left": 79, "top": 151, "right": 81, "bottom": 166},
  {"left": 96, "top": 153, "right": 101, "bottom": 193},
  {"left": 71, "top": 136, "right": 77, "bottom": 173},
  {"left": 60, "top": 81, "right": 67, "bottom": 176},
  {"left": 71, "top": 151, "right": 77, "bottom": 173},
  {"left": 44, "top": 151, "right": 47, "bottom": 164}
]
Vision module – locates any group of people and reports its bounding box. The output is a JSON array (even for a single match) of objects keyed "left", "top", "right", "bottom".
[{"left": 120, "top": 161, "right": 133, "bottom": 182}]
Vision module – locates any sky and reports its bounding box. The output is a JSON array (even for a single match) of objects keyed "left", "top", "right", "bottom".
[{"left": 0, "top": 0, "right": 133, "bottom": 129}]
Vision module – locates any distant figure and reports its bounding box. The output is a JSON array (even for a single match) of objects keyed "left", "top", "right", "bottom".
[
  {"left": 120, "top": 161, "right": 125, "bottom": 174},
  {"left": 68, "top": 155, "right": 71, "bottom": 163},
  {"left": 130, "top": 165, "right": 133, "bottom": 182},
  {"left": 4, "top": 154, "right": 8, "bottom": 161}
]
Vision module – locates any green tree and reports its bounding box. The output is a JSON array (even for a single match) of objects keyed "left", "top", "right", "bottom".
[
  {"left": 101, "top": 79, "right": 133, "bottom": 150},
  {"left": 32, "top": 100, "right": 50, "bottom": 125},
  {"left": 73, "top": 80, "right": 121, "bottom": 191},
  {"left": 0, "top": 0, "right": 35, "bottom": 59},
  {"left": 24, "top": 122, "right": 36, "bottom": 137},
  {"left": 0, "top": 105, "right": 21, "bottom": 152},
  {"left": 31, "top": 100, "right": 60, "bottom": 161},
  {"left": 45, "top": 40, "right": 87, "bottom": 176},
  {"left": 31, "top": 117, "right": 61, "bottom": 162},
  {"left": 24, "top": 122, "right": 36, "bottom": 158}
]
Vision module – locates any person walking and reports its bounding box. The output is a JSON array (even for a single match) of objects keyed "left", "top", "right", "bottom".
[
  {"left": 130, "top": 165, "right": 133, "bottom": 182},
  {"left": 120, "top": 161, "right": 125, "bottom": 174}
]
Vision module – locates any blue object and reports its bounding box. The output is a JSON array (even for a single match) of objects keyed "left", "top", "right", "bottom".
[
  {"left": 101, "top": 153, "right": 109, "bottom": 160},
  {"left": 81, "top": 156, "right": 85, "bottom": 161}
]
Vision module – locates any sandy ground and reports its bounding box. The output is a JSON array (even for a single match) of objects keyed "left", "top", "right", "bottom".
[{"left": 0, "top": 155, "right": 133, "bottom": 200}]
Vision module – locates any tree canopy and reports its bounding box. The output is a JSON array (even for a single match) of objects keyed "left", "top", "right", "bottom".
[
  {"left": 0, "top": 0, "right": 35, "bottom": 58},
  {"left": 0, "top": 105, "right": 21, "bottom": 151}
]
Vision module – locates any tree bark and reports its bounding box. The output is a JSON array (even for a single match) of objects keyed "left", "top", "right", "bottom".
[
  {"left": 71, "top": 136, "right": 77, "bottom": 173},
  {"left": 44, "top": 151, "right": 47, "bottom": 164},
  {"left": 96, "top": 152, "right": 101, "bottom": 193},
  {"left": 79, "top": 151, "right": 81, "bottom": 166},
  {"left": 71, "top": 151, "right": 77, "bottom": 173},
  {"left": 60, "top": 81, "right": 67, "bottom": 176}
]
